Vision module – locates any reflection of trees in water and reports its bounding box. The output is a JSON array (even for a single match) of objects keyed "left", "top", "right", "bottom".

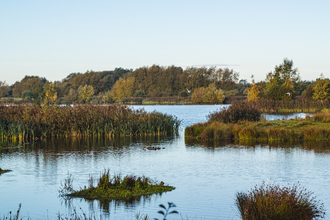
[{"left": 186, "top": 139, "right": 330, "bottom": 153}]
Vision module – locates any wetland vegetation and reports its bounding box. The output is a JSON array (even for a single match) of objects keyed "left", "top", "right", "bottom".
[
  {"left": 60, "top": 170, "right": 175, "bottom": 202},
  {"left": 236, "top": 182, "right": 325, "bottom": 220},
  {"left": 0, "top": 167, "right": 11, "bottom": 175},
  {"left": 185, "top": 102, "right": 330, "bottom": 141},
  {"left": 0, "top": 105, "right": 180, "bottom": 142}
]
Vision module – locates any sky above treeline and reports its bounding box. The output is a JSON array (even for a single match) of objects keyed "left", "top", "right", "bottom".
[{"left": 1, "top": 0, "right": 329, "bottom": 85}]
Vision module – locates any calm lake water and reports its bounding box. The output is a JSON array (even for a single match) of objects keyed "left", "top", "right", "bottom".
[{"left": 1, "top": 105, "right": 330, "bottom": 219}]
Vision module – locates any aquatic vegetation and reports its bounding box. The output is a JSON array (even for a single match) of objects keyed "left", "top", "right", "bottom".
[
  {"left": 314, "top": 109, "right": 330, "bottom": 123},
  {"left": 186, "top": 118, "right": 330, "bottom": 141},
  {"left": 186, "top": 101, "right": 330, "bottom": 141},
  {"left": 236, "top": 182, "right": 325, "bottom": 220},
  {"left": 0, "top": 105, "right": 181, "bottom": 140},
  {"left": 155, "top": 202, "right": 179, "bottom": 220},
  {"left": 247, "top": 99, "right": 330, "bottom": 113},
  {"left": 208, "top": 101, "right": 261, "bottom": 123},
  {"left": 60, "top": 170, "right": 175, "bottom": 201},
  {"left": 0, "top": 167, "right": 11, "bottom": 175}
]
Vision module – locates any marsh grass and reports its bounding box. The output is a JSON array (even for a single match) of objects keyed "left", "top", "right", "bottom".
[
  {"left": 185, "top": 118, "right": 330, "bottom": 141},
  {"left": 236, "top": 182, "right": 325, "bottom": 220},
  {"left": 0, "top": 105, "right": 181, "bottom": 141},
  {"left": 248, "top": 99, "right": 330, "bottom": 113},
  {"left": 314, "top": 109, "right": 330, "bottom": 123},
  {"left": 0, "top": 167, "right": 11, "bottom": 175},
  {"left": 61, "top": 170, "right": 175, "bottom": 201}
]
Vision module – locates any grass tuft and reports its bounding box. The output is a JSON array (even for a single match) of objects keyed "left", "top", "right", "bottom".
[{"left": 236, "top": 182, "right": 325, "bottom": 220}]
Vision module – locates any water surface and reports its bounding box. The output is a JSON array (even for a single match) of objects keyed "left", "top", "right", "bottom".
[{"left": 1, "top": 105, "right": 330, "bottom": 219}]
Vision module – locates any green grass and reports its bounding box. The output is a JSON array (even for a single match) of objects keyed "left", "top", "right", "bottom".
[
  {"left": 0, "top": 167, "right": 11, "bottom": 175},
  {"left": 61, "top": 170, "right": 175, "bottom": 201}
]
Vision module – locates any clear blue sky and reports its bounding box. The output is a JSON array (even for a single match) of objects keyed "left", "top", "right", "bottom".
[{"left": 1, "top": 0, "right": 329, "bottom": 85}]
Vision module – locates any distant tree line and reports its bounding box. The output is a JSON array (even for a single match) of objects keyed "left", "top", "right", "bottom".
[
  {"left": 0, "top": 59, "right": 328, "bottom": 105},
  {"left": 247, "top": 58, "right": 329, "bottom": 102}
]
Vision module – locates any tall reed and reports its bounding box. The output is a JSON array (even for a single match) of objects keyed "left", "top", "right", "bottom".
[{"left": 0, "top": 105, "right": 181, "bottom": 141}]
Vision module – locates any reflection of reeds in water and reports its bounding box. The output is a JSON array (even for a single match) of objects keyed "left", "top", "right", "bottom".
[
  {"left": 186, "top": 139, "right": 330, "bottom": 154},
  {"left": 0, "top": 105, "right": 181, "bottom": 141}
]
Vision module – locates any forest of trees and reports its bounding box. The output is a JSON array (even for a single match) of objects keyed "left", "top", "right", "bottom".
[{"left": 0, "top": 59, "right": 328, "bottom": 105}]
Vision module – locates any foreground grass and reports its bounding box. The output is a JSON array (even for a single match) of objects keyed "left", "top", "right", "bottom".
[
  {"left": 60, "top": 170, "right": 175, "bottom": 201},
  {"left": 0, "top": 167, "right": 11, "bottom": 175}
]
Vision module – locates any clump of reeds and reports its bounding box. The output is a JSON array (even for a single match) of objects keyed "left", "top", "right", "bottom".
[
  {"left": 0, "top": 167, "right": 11, "bottom": 175},
  {"left": 208, "top": 101, "right": 261, "bottom": 123},
  {"left": 236, "top": 182, "right": 325, "bottom": 220},
  {"left": 62, "top": 169, "right": 175, "bottom": 201},
  {"left": 0, "top": 105, "right": 181, "bottom": 140},
  {"left": 314, "top": 109, "right": 330, "bottom": 123}
]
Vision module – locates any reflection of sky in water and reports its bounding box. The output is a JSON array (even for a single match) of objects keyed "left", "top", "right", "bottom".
[{"left": 0, "top": 105, "right": 329, "bottom": 219}]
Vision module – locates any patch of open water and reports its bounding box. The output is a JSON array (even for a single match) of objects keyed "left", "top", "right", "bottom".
[{"left": 1, "top": 105, "right": 330, "bottom": 219}]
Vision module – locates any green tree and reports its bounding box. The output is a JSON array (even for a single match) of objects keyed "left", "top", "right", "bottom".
[
  {"left": 265, "top": 59, "right": 300, "bottom": 100},
  {"left": 78, "top": 85, "right": 94, "bottom": 103},
  {"left": 313, "top": 77, "right": 330, "bottom": 101},
  {"left": 192, "top": 84, "right": 224, "bottom": 103},
  {"left": 65, "top": 88, "right": 78, "bottom": 103},
  {"left": 21, "top": 90, "right": 35, "bottom": 100},
  {"left": 133, "top": 89, "right": 145, "bottom": 97},
  {"left": 12, "top": 76, "right": 47, "bottom": 98},
  {"left": 42, "top": 82, "right": 58, "bottom": 105},
  {"left": 214, "top": 68, "right": 239, "bottom": 91},
  {"left": 191, "top": 87, "right": 205, "bottom": 103},
  {"left": 103, "top": 90, "right": 114, "bottom": 103},
  {"left": 0, "top": 81, "right": 10, "bottom": 98},
  {"left": 302, "top": 84, "right": 315, "bottom": 100}
]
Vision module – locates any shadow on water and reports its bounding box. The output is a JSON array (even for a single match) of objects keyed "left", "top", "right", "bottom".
[{"left": 185, "top": 139, "right": 330, "bottom": 153}]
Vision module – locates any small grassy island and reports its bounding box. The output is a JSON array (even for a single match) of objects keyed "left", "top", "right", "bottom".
[
  {"left": 185, "top": 102, "right": 330, "bottom": 142},
  {"left": 61, "top": 170, "right": 175, "bottom": 201},
  {"left": 0, "top": 168, "right": 11, "bottom": 175}
]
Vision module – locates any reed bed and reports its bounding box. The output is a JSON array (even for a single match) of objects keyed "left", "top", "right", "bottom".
[
  {"left": 314, "top": 109, "right": 330, "bottom": 123},
  {"left": 185, "top": 119, "right": 330, "bottom": 141},
  {"left": 248, "top": 98, "right": 330, "bottom": 113},
  {"left": 0, "top": 105, "right": 181, "bottom": 141},
  {"left": 236, "top": 182, "right": 325, "bottom": 220}
]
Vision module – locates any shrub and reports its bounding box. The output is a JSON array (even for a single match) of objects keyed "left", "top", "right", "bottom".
[
  {"left": 208, "top": 101, "right": 261, "bottom": 123},
  {"left": 236, "top": 182, "right": 325, "bottom": 220}
]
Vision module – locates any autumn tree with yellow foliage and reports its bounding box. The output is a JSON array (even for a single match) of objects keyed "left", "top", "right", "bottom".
[
  {"left": 313, "top": 76, "right": 330, "bottom": 101},
  {"left": 247, "top": 84, "right": 260, "bottom": 102},
  {"left": 78, "top": 85, "right": 94, "bottom": 103},
  {"left": 110, "top": 77, "right": 135, "bottom": 102},
  {"left": 191, "top": 84, "right": 225, "bottom": 104},
  {"left": 42, "top": 82, "right": 58, "bottom": 105}
]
